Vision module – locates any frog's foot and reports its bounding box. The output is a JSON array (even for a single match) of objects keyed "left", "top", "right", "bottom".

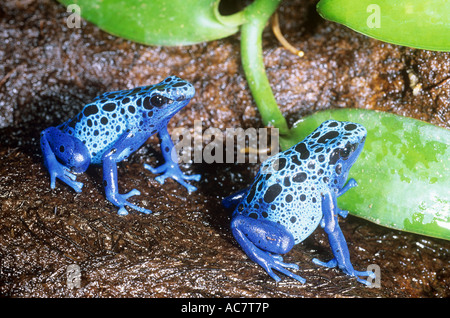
[
  {"left": 312, "top": 257, "right": 375, "bottom": 286},
  {"left": 231, "top": 215, "right": 306, "bottom": 283},
  {"left": 144, "top": 163, "right": 201, "bottom": 193},
  {"left": 264, "top": 253, "right": 306, "bottom": 283},
  {"left": 338, "top": 178, "right": 358, "bottom": 197},
  {"left": 337, "top": 208, "right": 349, "bottom": 218},
  {"left": 107, "top": 189, "right": 152, "bottom": 216},
  {"left": 47, "top": 160, "right": 84, "bottom": 193}
]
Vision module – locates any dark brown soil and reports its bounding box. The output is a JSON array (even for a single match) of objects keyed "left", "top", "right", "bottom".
[{"left": 0, "top": 0, "right": 448, "bottom": 298}]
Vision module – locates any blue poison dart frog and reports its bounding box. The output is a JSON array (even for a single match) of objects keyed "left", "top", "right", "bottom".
[
  {"left": 40, "top": 76, "right": 200, "bottom": 216},
  {"left": 223, "top": 120, "right": 375, "bottom": 285}
]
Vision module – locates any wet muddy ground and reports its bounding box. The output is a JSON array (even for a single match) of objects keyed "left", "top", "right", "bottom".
[{"left": 0, "top": 0, "right": 449, "bottom": 297}]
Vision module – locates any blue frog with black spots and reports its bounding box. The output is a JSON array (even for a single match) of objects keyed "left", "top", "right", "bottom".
[
  {"left": 40, "top": 76, "right": 200, "bottom": 216},
  {"left": 223, "top": 120, "right": 375, "bottom": 285}
]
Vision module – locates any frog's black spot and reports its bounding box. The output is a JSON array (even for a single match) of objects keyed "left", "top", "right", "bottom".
[
  {"left": 283, "top": 176, "right": 291, "bottom": 187},
  {"left": 300, "top": 194, "right": 306, "bottom": 201},
  {"left": 318, "top": 168, "right": 324, "bottom": 176},
  {"left": 128, "top": 105, "right": 136, "bottom": 114},
  {"left": 172, "top": 82, "right": 186, "bottom": 87},
  {"left": 335, "top": 164, "right": 342, "bottom": 175},
  {"left": 86, "top": 119, "right": 93, "bottom": 127},
  {"left": 318, "top": 131, "right": 339, "bottom": 144},
  {"left": 100, "top": 117, "right": 108, "bottom": 125},
  {"left": 93, "top": 130, "right": 99, "bottom": 136},
  {"left": 120, "top": 108, "right": 125, "bottom": 115},
  {"left": 323, "top": 177, "right": 329, "bottom": 183},
  {"left": 261, "top": 211, "right": 268, "bottom": 218},
  {"left": 312, "top": 197, "right": 317, "bottom": 203},
  {"left": 143, "top": 97, "right": 152, "bottom": 110},
  {"left": 291, "top": 155, "right": 302, "bottom": 166},
  {"left": 318, "top": 154, "right": 325, "bottom": 162},
  {"left": 246, "top": 185, "right": 257, "bottom": 204},
  {"left": 344, "top": 124, "right": 357, "bottom": 131},
  {"left": 307, "top": 161, "right": 315, "bottom": 170},
  {"left": 68, "top": 119, "right": 77, "bottom": 129},
  {"left": 263, "top": 184, "right": 282, "bottom": 203},
  {"left": 59, "top": 145, "right": 65, "bottom": 153},
  {"left": 272, "top": 157, "right": 287, "bottom": 171},
  {"left": 329, "top": 149, "right": 341, "bottom": 165},
  {"left": 116, "top": 125, "right": 121, "bottom": 132},
  {"left": 122, "top": 97, "right": 131, "bottom": 104},
  {"left": 293, "top": 172, "right": 307, "bottom": 183},
  {"left": 285, "top": 194, "right": 293, "bottom": 203},
  {"left": 328, "top": 121, "right": 339, "bottom": 127},
  {"left": 83, "top": 105, "right": 99, "bottom": 117},
  {"left": 311, "top": 132, "right": 321, "bottom": 139},
  {"left": 238, "top": 204, "right": 244, "bottom": 212},
  {"left": 136, "top": 98, "right": 142, "bottom": 107},
  {"left": 130, "top": 88, "right": 142, "bottom": 95},
  {"left": 147, "top": 110, "right": 154, "bottom": 118},
  {"left": 164, "top": 77, "right": 173, "bottom": 83},
  {"left": 294, "top": 142, "right": 310, "bottom": 160},
  {"left": 314, "top": 147, "right": 324, "bottom": 153},
  {"left": 249, "top": 213, "right": 258, "bottom": 219},
  {"left": 257, "top": 182, "right": 263, "bottom": 191},
  {"left": 290, "top": 216, "right": 297, "bottom": 223}
]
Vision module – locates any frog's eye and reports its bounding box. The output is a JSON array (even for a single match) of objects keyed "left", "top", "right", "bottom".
[
  {"left": 339, "top": 146, "right": 351, "bottom": 159},
  {"left": 150, "top": 94, "right": 171, "bottom": 107}
]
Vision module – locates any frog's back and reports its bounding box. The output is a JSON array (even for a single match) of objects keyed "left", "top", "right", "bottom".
[
  {"left": 233, "top": 150, "right": 324, "bottom": 244},
  {"left": 57, "top": 85, "right": 158, "bottom": 163}
]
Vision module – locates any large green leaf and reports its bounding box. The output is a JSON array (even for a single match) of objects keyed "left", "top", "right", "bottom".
[
  {"left": 317, "top": 0, "right": 450, "bottom": 52},
  {"left": 288, "top": 109, "right": 450, "bottom": 240},
  {"left": 59, "top": 0, "right": 240, "bottom": 46}
]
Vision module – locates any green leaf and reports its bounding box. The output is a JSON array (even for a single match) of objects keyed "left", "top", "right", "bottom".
[
  {"left": 317, "top": 0, "right": 450, "bottom": 52},
  {"left": 58, "top": 0, "right": 241, "bottom": 46},
  {"left": 288, "top": 109, "right": 450, "bottom": 240}
]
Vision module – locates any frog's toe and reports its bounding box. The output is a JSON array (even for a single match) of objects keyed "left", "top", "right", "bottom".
[
  {"left": 183, "top": 173, "right": 201, "bottom": 182},
  {"left": 312, "top": 257, "right": 337, "bottom": 268},
  {"left": 144, "top": 163, "right": 165, "bottom": 174},
  {"left": 123, "top": 188, "right": 141, "bottom": 200}
]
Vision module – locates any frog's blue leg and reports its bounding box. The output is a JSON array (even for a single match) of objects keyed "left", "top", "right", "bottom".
[
  {"left": 313, "top": 191, "right": 375, "bottom": 286},
  {"left": 336, "top": 178, "right": 358, "bottom": 218},
  {"left": 40, "top": 127, "right": 90, "bottom": 192},
  {"left": 144, "top": 126, "right": 201, "bottom": 193},
  {"left": 222, "top": 187, "right": 250, "bottom": 209},
  {"left": 102, "top": 130, "right": 152, "bottom": 216},
  {"left": 231, "top": 215, "right": 306, "bottom": 283}
]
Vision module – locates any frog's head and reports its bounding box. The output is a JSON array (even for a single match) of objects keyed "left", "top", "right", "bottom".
[
  {"left": 307, "top": 120, "right": 367, "bottom": 186},
  {"left": 144, "top": 76, "right": 195, "bottom": 123}
]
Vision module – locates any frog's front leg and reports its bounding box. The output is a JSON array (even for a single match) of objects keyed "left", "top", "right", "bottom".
[
  {"left": 144, "top": 126, "right": 201, "bottom": 193},
  {"left": 222, "top": 187, "right": 250, "bottom": 209},
  {"left": 335, "top": 178, "right": 358, "bottom": 218},
  {"left": 102, "top": 130, "right": 151, "bottom": 216},
  {"left": 231, "top": 215, "right": 306, "bottom": 283},
  {"left": 313, "top": 191, "right": 375, "bottom": 285},
  {"left": 40, "top": 127, "right": 90, "bottom": 192}
]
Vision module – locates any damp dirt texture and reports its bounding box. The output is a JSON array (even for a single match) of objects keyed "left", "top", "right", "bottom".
[{"left": 0, "top": 0, "right": 449, "bottom": 297}]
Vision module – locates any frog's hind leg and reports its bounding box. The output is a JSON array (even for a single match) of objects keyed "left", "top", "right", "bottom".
[
  {"left": 231, "top": 215, "right": 306, "bottom": 283},
  {"left": 40, "top": 127, "right": 90, "bottom": 192}
]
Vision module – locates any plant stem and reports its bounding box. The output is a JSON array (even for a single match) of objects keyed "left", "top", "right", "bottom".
[{"left": 240, "top": 0, "right": 289, "bottom": 136}]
